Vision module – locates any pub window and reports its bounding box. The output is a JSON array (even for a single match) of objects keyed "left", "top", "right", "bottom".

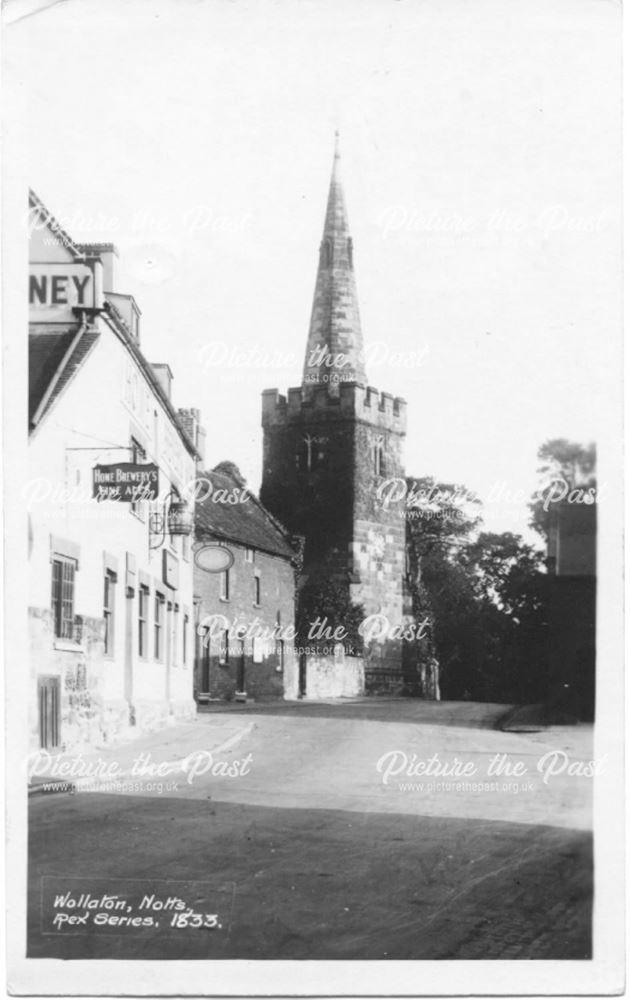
[
  {"left": 254, "top": 575, "right": 261, "bottom": 607},
  {"left": 220, "top": 568, "right": 230, "bottom": 601},
  {"left": 183, "top": 613, "right": 189, "bottom": 665},
  {"left": 103, "top": 570, "right": 116, "bottom": 656},
  {"left": 154, "top": 592, "right": 165, "bottom": 660},
  {"left": 51, "top": 556, "right": 76, "bottom": 639},
  {"left": 138, "top": 585, "right": 149, "bottom": 657}
]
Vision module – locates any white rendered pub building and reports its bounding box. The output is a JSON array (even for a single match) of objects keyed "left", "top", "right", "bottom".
[{"left": 27, "top": 190, "right": 205, "bottom": 751}]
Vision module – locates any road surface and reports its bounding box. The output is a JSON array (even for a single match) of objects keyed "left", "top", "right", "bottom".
[{"left": 28, "top": 699, "right": 593, "bottom": 959}]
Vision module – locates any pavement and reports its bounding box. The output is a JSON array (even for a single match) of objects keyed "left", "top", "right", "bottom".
[{"left": 27, "top": 698, "right": 594, "bottom": 959}]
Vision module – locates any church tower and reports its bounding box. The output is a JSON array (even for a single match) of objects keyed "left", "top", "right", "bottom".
[{"left": 261, "top": 135, "right": 407, "bottom": 673}]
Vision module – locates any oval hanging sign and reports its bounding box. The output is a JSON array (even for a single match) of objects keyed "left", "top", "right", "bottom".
[{"left": 194, "top": 544, "right": 234, "bottom": 573}]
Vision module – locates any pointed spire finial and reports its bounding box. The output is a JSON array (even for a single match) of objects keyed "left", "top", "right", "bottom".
[{"left": 302, "top": 131, "right": 367, "bottom": 392}]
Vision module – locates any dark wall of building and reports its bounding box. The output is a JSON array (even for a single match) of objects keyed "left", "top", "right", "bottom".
[
  {"left": 193, "top": 543, "right": 296, "bottom": 701},
  {"left": 546, "top": 501, "right": 597, "bottom": 721},
  {"left": 548, "top": 577, "right": 596, "bottom": 721},
  {"left": 260, "top": 414, "right": 355, "bottom": 568}
]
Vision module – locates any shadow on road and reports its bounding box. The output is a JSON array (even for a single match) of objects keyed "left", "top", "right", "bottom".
[
  {"left": 197, "top": 698, "right": 513, "bottom": 729},
  {"left": 28, "top": 793, "right": 592, "bottom": 961}
]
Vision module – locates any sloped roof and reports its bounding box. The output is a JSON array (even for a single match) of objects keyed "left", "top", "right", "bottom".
[
  {"left": 27, "top": 188, "right": 199, "bottom": 458},
  {"left": 29, "top": 327, "right": 100, "bottom": 427},
  {"left": 195, "top": 464, "right": 297, "bottom": 561}
]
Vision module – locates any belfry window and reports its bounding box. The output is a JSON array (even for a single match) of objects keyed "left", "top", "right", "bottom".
[
  {"left": 372, "top": 435, "right": 386, "bottom": 477},
  {"left": 297, "top": 433, "right": 326, "bottom": 472}
]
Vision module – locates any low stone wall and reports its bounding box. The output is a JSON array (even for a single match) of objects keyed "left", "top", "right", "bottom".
[{"left": 304, "top": 651, "right": 365, "bottom": 699}]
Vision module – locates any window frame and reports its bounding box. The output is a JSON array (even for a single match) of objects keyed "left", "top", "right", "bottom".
[
  {"left": 51, "top": 555, "right": 76, "bottom": 640},
  {"left": 103, "top": 569, "right": 116, "bottom": 657},
  {"left": 219, "top": 628, "right": 230, "bottom": 666},
  {"left": 373, "top": 435, "right": 386, "bottom": 477},
  {"left": 138, "top": 584, "right": 149, "bottom": 658},
  {"left": 154, "top": 591, "right": 165, "bottom": 660},
  {"left": 183, "top": 612, "right": 189, "bottom": 665}
]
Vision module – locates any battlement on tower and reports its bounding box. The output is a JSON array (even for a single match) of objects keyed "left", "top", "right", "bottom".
[{"left": 262, "top": 382, "right": 407, "bottom": 434}]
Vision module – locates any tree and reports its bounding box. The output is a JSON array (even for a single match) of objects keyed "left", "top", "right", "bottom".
[
  {"left": 462, "top": 531, "right": 545, "bottom": 620},
  {"left": 461, "top": 531, "right": 549, "bottom": 703},
  {"left": 406, "top": 478, "right": 550, "bottom": 703},
  {"left": 529, "top": 439, "right": 596, "bottom": 539},
  {"left": 404, "top": 477, "right": 483, "bottom": 699}
]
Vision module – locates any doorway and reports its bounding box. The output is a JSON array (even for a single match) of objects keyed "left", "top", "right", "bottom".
[
  {"left": 236, "top": 640, "right": 246, "bottom": 693},
  {"left": 38, "top": 675, "right": 60, "bottom": 750},
  {"left": 298, "top": 653, "right": 307, "bottom": 698}
]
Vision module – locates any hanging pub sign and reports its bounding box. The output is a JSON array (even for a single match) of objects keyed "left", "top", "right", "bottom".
[
  {"left": 194, "top": 544, "right": 234, "bottom": 573},
  {"left": 93, "top": 462, "right": 159, "bottom": 502}
]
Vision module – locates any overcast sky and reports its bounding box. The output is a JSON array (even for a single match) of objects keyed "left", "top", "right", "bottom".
[{"left": 7, "top": 0, "right": 621, "bottom": 542}]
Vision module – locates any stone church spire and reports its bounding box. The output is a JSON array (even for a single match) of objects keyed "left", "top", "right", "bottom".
[{"left": 302, "top": 133, "right": 367, "bottom": 392}]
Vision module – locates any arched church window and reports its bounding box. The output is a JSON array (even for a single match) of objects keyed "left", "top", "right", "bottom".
[
  {"left": 297, "top": 433, "right": 327, "bottom": 473},
  {"left": 372, "top": 434, "right": 386, "bottom": 477}
]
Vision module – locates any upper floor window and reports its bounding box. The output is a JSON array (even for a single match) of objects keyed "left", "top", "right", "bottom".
[
  {"left": 245, "top": 548, "right": 254, "bottom": 564},
  {"left": 220, "top": 568, "right": 230, "bottom": 601},
  {"left": 253, "top": 575, "right": 261, "bottom": 607}
]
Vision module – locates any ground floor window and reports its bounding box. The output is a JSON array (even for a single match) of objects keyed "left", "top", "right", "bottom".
[
  {"left": 103, "top": 570, "right": 116, "bottom": 655},
  {"left": 154, "top": 592, "right": 165, "bottom": 660},
  {"left": 219, "top": 628, "right": 229, "bottom": 665},
  {"left": 138, "top": 585, "right": 149, "bottom": 656},
  {"left": 51, "top": 556, "right": 75, "bottom": 639}
]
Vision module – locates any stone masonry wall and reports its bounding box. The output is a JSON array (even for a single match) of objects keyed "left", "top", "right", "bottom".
[{"left": 261, "top": 382, "right": 409, "bottom": 677}]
